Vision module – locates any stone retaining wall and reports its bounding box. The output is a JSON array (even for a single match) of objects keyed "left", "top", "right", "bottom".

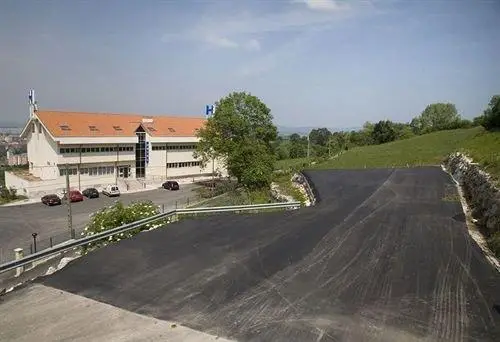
[
  {"left": 443, "top": 152, "right": 500, "bottom": 236},
  {"left": 269, "top": 172, "right": 316, "bottom": 207}
]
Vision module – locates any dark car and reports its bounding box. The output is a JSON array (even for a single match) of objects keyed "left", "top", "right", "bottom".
[
  {"left": 82, "top": 187, "right": 99, "bottom": 199},
  {"left": 41, "top": 194, "right": 62, "bottom": 206},
  {"left": 62, "top": 190, "right": 84, "bottom": 203},
  {"left": 162, "top": 180, "right": 179, "bottom": 190}
]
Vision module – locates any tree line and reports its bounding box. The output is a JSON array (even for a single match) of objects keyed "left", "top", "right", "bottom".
[
  {"left": 194, "top": 92, "right": 499, "bottom": 191},
  {"left": 273, "top": 95, "right": 500, "bottom": 161}
]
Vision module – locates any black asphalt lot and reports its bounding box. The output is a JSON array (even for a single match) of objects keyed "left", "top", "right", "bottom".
[
  {"left": 41, "top": 167, "right": 500, "bottom": 341},
  {"left": 0, "top": 184, "right": 198, "bottom": 261}
]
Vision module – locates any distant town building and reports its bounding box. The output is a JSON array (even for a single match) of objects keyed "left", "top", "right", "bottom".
[{"left": 6, "top": 148, "right": 28, "bottom": 166}]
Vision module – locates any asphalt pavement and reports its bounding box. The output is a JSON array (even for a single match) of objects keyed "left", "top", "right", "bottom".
[
  {"left": 0, "top": 184, "right": 199, "bottom": 262},
  {"left": 2, "top": 167, "right": 500, "bottom": 341}
]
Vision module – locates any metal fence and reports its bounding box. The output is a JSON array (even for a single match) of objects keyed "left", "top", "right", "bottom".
[{"left": 0, "top": 201, "right": 301, "bottom": 274}]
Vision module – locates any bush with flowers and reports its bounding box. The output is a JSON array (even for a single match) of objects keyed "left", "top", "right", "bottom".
[{"left": 81, "top": 200, "right": 170, "bottom": 254}]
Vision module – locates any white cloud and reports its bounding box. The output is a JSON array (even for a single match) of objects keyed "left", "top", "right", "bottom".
[
  {"left": 205, "top": 35, "right": 239, "bottom": 49},
  {"left": 203, "top": 35, "right": 261, "bottom": 52},
  {"left": 297, "top": 0, "right": 348, "bottom": 12},
  {"left": 160, "top": 2, "right": 357, "bottom": 47},
  {"left": 244, "top": 39, "right": 261, "bottom": 51},
  {"left": 237, "top": 32, "right": 314, "bottom": 77}
]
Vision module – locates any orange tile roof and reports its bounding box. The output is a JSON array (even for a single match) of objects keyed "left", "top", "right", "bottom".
[{"left": 34, "top": 110, "right": 206, "bottom": 138}]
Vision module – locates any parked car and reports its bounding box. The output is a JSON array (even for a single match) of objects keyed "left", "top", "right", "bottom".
[
  {"left": 82, "top": 187, "right": 99, "bottom": 199},
  {"left": 41, "top": 194, "right": 62, "bottom": 206},
  {"left": 162, "top": 180, "right": 179, "bottom": 190},
  {"left": 103, "top": 185, "right": 120, "bottom": 197},
  {"left": 62, "top": 190, "right": 84, "bottom": 203}
]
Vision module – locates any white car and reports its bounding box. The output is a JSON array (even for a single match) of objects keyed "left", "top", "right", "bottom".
[{"left": 102, "top": 185, "right": 120, "bottom": 197}]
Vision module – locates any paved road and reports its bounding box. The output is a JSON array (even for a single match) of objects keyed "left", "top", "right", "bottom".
[
  {"left": 3, "top": 167, "right": 500, "bottom": 341},
  {"left": 0, "top": 184, "right": 199, "bottom": 262}
]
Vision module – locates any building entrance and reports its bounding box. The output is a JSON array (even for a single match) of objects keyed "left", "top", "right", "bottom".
[{"left": 118, "top": 165, "right": 130, "bottom": 178}]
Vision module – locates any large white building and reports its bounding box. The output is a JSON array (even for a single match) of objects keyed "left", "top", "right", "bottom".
[{"left": 6, "top": 103, "right": 225, "bottom": 197}]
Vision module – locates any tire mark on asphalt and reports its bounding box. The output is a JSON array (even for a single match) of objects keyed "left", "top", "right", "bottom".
[{"left": 233, "top": 171, "right": 401, "bottom": 330}]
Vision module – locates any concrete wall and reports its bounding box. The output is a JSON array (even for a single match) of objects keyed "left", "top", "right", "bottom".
[
  {"left": 444, "top": 152, "right": 500, "bottom": 236},
  {"left": 5, "top": 171, "right": 118, "bottom": 198},
  {"left": 26, "top": 123, "right": 59, "bottom": 180}
]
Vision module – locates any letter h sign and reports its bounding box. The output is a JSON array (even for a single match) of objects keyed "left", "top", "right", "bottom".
[{"left": 205, "top": 104, "right": 215, "bottom": 118}]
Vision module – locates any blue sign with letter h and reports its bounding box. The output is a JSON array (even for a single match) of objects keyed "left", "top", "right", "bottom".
[{"left": 206, "top": 105, "right": 214, "bottom": 117}]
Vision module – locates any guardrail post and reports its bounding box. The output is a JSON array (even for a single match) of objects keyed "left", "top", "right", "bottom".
[{"left": 14, "top": 248, "right": 24, "bottom": 277}]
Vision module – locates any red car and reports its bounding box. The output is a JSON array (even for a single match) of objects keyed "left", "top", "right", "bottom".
[{"left": 62, "top": 190, "right": 84, "bottom": 202}]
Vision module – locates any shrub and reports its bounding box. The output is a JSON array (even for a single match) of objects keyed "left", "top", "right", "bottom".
[
  {"left": 196, "top": 179, "right": 238, "bottom": 199},
  {"left": 81, "top": 200, "right": 169, "bottom": 254},
  {"left": 0, "top": 187, "right": 19, "bottom": 201},
  {"left": 488, "top": 231, "right": 500, "bottom": 258}
]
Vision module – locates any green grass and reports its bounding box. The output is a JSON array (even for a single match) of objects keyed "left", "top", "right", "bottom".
[
  {"left": 278, "top": 127, "right": 499, "bottom": 184},
  {"left": 275, "top": 157, "right": 311, "bottom": 171},
  {"left": 191, "top": 188, "right": 276, "bottom": 208},
  {"left": 459, "top": 128, "right": 500, "bottom": 185},
  {"left": 311, "top": 128, "right": 483, "bottom": 169}
]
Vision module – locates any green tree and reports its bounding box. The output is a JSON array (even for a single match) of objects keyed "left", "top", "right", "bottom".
[
  {"left": 348, "top": 129, "right": 373, "bottom": 147},
  {"left": 195, "top": 91, "right": 278, "bottom": 188},
  {"left": 275, "top": 142, "right": 290, "bottom": 160},
  {"left": 393, "top": 123, "right": 415, "bottom": 140},
  {"left": 328, "top": 131, "right": 349, "bottom": 153},
  {"left": 482, "top": 95, "right": 500, "bottom": 130},
  {"left": 415, "top": 103, "right": 461, "bottom": 133},
  {"left": 288, "top": 133, "right": 307, "bottom": 158},
  {"left": 410, "top": 116, "right": 423, "bottom": 135},
  {"left": 309, "top": 128, "right": 331, "bottom": 147},
  {"left": 372, "top": 120, "right": 397, "bottom": 144}
]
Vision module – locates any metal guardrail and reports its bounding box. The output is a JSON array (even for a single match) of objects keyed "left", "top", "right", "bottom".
[{"left": 0, "top": 201, "right": 301, "bottom": 274}]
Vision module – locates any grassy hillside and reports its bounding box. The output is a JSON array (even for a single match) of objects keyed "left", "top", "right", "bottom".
[{"left": 278, "top": 127, "right": 499, "bottom": 184}]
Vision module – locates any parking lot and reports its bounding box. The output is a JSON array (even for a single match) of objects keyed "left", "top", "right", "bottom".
[{"left": 0, "top": 184, "right": 199, "bottom": 262}]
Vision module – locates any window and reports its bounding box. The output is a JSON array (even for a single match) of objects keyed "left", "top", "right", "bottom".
[
  {"left": 167, "top": 161, "right": 201, "bottom": 168},
  {"left": 168, "top": 127, "right": 175, "bottom": 132},
  {"left": 89, "top": 125, "right": 99, "bottom": 132},
  {"left": 147, "top": 126, "right": 157, "bottom": 132},
  {"left": 60, "top": 125, "right": 71, "bottom": 131},
  {"left": 113, "top": 125, "right": 122, "bottom": 131}
]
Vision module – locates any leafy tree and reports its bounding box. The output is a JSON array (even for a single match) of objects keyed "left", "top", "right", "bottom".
[
  {"left": 410, "top": 116, "right": 423, "bottom": 135},
  {"left": 393, "top": 123, "right": 415, "bottom": 140},
  {"left": 482, "top": 95, "right": 500, "bottom": 130},
  {"left": 415, "top": 103, "right": 461, "bottom": 133},
  {"left": 372, "top": 120, "right": 397, "bottom": 144},
  {"left": 309, "top": 128, "right": 331, "bottom": 147},
  {"left": 472, "top": 115, "right": 485, "bottom": 127},
  {"left": 275, "top": 142, "right": 290, "bottom": 160},
  {"left": 195, "top": 92, "right": 278, "bottom": 188},
  {"left": 328, "top": 131, "right": 349, "bottom": 153},
  {"left": 348, "top": 129, "right": 373, "bottom": 147},
  {"left": 288, "top": 133, "right": 307, "bottom": 158}
]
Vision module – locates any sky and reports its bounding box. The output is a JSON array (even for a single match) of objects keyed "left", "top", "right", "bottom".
[{"left": 0, "top": 0, "right": 499, "bottom": 129}]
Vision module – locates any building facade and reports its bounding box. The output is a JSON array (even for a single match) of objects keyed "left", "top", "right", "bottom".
[{"left": 7, "top": 107, "right": 225, "bottom": 196}]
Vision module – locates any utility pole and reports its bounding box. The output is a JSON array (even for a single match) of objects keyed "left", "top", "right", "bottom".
[
  {"left": 307, "top": 134, "right": 311, "bottom": 159},
  {"left": 211, "top": 157, "right": 215, "bottom": 195},
  {"left": 65, "top": 164, "right": 74, "bottom": 239}
]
